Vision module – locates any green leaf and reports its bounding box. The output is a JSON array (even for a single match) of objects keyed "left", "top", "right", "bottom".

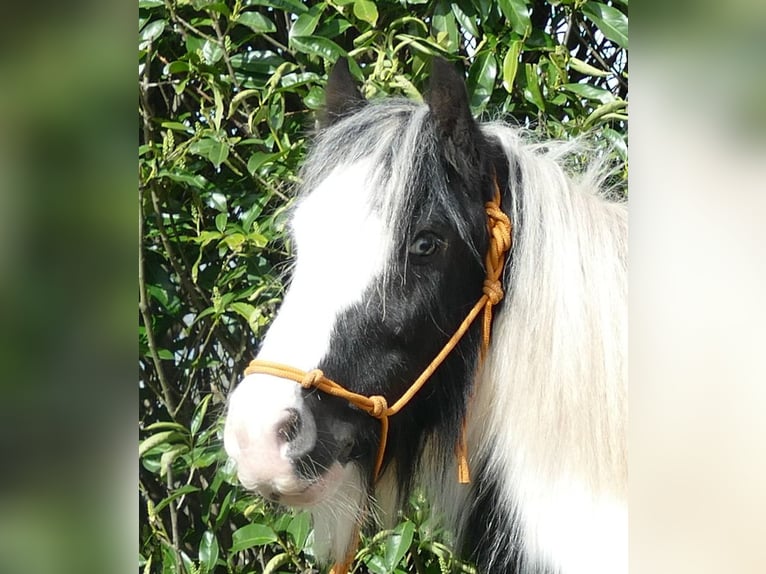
[
  {"left": 263, "top": 552, "right": 291, "bottom": 574},
  {"left": 432, "top": 3, "right": 458, "bottom": 50},
  {"left": 272, "top": 512, "right": 293, "bottom": 533},
  {"left": 160, "top": 444, "right": 188, "bottom": 477},
  {"left": 213, "top": 86, "right": 224, "bottom": 130},
  {"left": 467, "top": 51, "right": 497, "bottom": 113},
  {"left": 230, "top": 50, "right": 285, "bottom": 75},
  {"left": 143, "top": 421, "right": 188, "bottom": 433},
  {"left": 268, "top": 94, "right": 285, "bottom": 131},
  {"left": 502, "top": 40, "right": 522, "bottom": 93},
  {"left": 290, "top": 11, "right": 322, "bottom": 38},
  {"left": 203, "top": 139, "right": 229, "bottom": 168},
  {"left": 190, "top": 394, "right": 212, "bottom": 437},
  {"left": 602, "top": 126, "right": 628, "bottom": 161},
  {"left": 523, "top": 63, "right": 545, "bottom": 111},
  {"left": 498, "top": 0, "right": 531, "bottom": 36},
  {"left": 161, "top": 545, "right": 177, "bottom": 574},
  {"left": 384, "top": 520, "right": 415, "bottom": 571},
  {"left": 201, "top": 39, "right": 224, "bottom": 65},
  {"left": 291, "top": 35, "right": 346, "bottom": 60},
  {"left": 215, "top": 212, "right": 228, "bottom": 233},
  {"left": 560, "top": 82, "right": 615, "bottom": 104},
  {"left": 569, "top": 56, "right": 610, "bottom": 78},
  {"left": 214, "top": 490, "right": 234, "bottom": 530},
  {"left": 304, "top": 85, "right": 324, "bottom": 109},
  {"left": 315, "top": 17, "right": 353, "bottom": 38},
  {"left": 236, "top": 11, "right": 277, "bottom": 34},
  {"left": 394, "top": 34, "right": 450, "bottom": 57},
  {"left": 353, "top": 0, "right": 379, "bottom": 26},
  {"left": 166, "top": 61, "right": 190, "bottom": 75},
  {"left": 160, "top": 121, "right": 192, "bottom": 133},
  {"left": 581, "top": 2, "right": 628, "bottom": 49},
  {"left": 139, "top": 431, "right": 184, "bottom": 458},
  {"left": 450, "top": 3, "right": 479, "bottom": 38},
  {"left": 247, "top": 151, "right": 276, "bottom": 174},
  {"left": 390, "top": 74, "right": 422, "bottom": 101},
  {"left": 287, "top": 511, "right": 311, "bottom": 550},
  {"left": 524, "top": 28, "right": 555, "bottom": 51},
  {"left": 209, "top": 191, "right": 227, "bottom": 212},
  {"left": 229, "top": 302, "right": 260, "bottom": 328},
  {"left": 280, "top": 71, "right": 321, "bottom": 88},
  {"left": 228, "top": 88, "right": 261, "bottom": 118},
  {"left": 364, "top": 554, "right": 388, "bottom": 574},
  {"left": 153, "top": 484, "right": 199, "bottom": 514},
  {"left": 179, "top": 550, "right": 195, "bottom": 574},
  {"left": 473, "top": 0, "right": 492, "bottom": 19},
  {"left": 157, "top": 170, "right": 209, "bottom": 189},
  {"left": 230, "top": 523, "right": 279, "bottom": 552},
  {"left": 139, "top": 20, "right": 166, "bottom": 45},
  {"left": 584, "top": 99, "right": 627, "bottom": 128},
  {"left": 198, "top": 531, "right": 219, "bottom": 574}
]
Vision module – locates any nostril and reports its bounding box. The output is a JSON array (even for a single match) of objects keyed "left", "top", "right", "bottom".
[{"left": 276, "top": 408, "right": 302, "bottom": 444}]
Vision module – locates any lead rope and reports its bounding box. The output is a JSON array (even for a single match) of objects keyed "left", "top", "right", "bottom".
[{"left": 244, "top": 182, "right": 511, "bottom": 574}]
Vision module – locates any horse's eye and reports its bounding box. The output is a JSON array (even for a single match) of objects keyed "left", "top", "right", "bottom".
[{"left": 408, "top": 232, "right": 441, "bottom": 258}]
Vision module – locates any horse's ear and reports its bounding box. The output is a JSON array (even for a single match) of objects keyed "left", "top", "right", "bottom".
[
  {"left": 321, "top": 58, "right": 365, "bottom": 128},
  {"left": 425, "top": 58, "right": 479, "bottom": 156}
]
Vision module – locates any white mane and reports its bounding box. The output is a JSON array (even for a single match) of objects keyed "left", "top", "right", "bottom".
[{"left": 422, "top": 123, "right": 628, "bottom": 574}]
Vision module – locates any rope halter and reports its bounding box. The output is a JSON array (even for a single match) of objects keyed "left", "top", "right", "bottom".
[
  {"left": 241, "top": 181, "right": 512, "bottom": 573},
  {"left": 243, "top": 181, "right": 511, "bottom": 482}
]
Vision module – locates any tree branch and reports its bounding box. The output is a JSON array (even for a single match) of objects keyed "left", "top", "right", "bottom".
[
  {"left": 139, "top": 197, "right": 178, "bottom": 416},
  {"left": 148, "top": 183, "right": 210, "bottom": 312}
]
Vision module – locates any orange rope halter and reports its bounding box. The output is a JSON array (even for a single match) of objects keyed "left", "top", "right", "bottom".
[{"left": 243, "top": 182, "right": 511, "bottom": 574}]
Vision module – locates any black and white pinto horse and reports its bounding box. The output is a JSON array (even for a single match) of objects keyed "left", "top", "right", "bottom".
[{"left": 224, "top": 59, "right": 627, "bottom": 574}]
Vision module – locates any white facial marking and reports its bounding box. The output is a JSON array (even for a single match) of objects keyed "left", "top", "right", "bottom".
[
  {"left": 258, "top": 158, "right": 391, "bottom": 369},
  {"left": 223, "top": 158, "right": 391, "bottom": 507}
]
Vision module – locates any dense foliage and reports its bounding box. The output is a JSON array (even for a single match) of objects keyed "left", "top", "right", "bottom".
[{"left": 139, "top": 1, "right": 627, "bottom": 572}]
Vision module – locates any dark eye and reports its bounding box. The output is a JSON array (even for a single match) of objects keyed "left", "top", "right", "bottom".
[{"left": 408, "top": 231, "right": 442, "bottom": 258}]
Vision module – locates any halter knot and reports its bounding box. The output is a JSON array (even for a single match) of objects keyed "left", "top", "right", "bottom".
[
  {"left": 301, "top": 369, "right": 324, "bottom": 389},
  {"left": 483, "top": 279, "right": 504, "bottom": 305},
  {"left": 486, "top": 205, "right": 512, "bottom": 253},
  {"left": 367, "top": 395, "right": 388, "bottom": 418}
]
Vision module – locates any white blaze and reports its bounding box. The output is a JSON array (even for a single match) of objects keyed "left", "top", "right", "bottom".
[
  {"left": 258, "top": 158, "right": 391, "bottom": 368},
  {"left": 223, "top": 158, "right": 392, "bottom": 561}
]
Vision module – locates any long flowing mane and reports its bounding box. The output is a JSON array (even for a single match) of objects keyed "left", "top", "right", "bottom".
[{"left": 461, "top": 124, "right": 628, "bottom": 572}]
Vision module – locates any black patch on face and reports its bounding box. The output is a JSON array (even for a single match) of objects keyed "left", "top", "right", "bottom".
[
  {"left": 294, "top": 111, "right": 513, "bottom": 503},
  {"left": 292, "top": 390, "right": 361, "bottom": 482}
]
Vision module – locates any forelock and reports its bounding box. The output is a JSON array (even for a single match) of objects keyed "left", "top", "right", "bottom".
[{"left": 298, "top": 99, "right": 482, "bottom": 257}]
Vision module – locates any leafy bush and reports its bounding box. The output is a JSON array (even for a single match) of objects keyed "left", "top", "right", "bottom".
[{"left": 139, "top": 1, "right": 627, "bottom": 572}]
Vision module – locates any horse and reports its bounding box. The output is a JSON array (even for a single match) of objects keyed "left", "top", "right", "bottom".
[{"left": 223, "top": 58, "right": 627, "bottom": 574}]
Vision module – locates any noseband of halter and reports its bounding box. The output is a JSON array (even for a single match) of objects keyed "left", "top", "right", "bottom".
[{"left": 243, "top": 180, "right": 512, "bottom": 482}]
